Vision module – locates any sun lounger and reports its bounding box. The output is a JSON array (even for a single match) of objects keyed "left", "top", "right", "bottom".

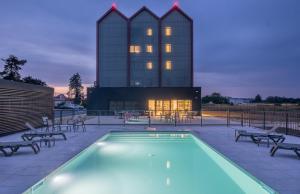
[
  {"left": 36, "top": 136, "right": 56, "bottom": 148},
  {"left": 22, "top": 131, "right": 67, "bottom": 141},
  {"left": 23, "top": 123, "right": 67, "bottom": 141},
  {"left": 235, "top": 129, "right": 285, "bottom": 147},
  {"left": 270, "top": 143, "right": 300, "bottom": 158},
  {"left": 0, "top": 141, "right": 40, "bottom": 156}
]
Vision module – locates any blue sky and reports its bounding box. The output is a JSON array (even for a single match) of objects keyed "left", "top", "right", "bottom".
[{"left": 0, "top": 0, "right": 299, "bottom": 98}]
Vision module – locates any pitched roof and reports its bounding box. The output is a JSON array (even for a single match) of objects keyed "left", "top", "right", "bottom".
[
  {"left": 161, "top": 6, "right": 192, "bottom": 22},
  {"left": 97, "top": 7, "right": 128, "bottom": 24},
  {"left": 130, "top": 6, "right": 159, "bottom": 21}
]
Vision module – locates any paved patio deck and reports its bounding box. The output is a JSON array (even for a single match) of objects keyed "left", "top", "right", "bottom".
[{"left": 0, "top": 125, "right": 299, "bottom": 194}]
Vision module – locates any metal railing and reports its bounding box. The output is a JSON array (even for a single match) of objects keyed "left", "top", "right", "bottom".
[
  {"left": 201, "top": 105, "right": 300, "bottom": 136},
  {"left": 53, "top": 107, "right": 300, "bottom": 136}
]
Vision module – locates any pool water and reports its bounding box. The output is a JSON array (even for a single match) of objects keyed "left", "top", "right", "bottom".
[{"left": 24, "top": 131, "right": 277, "bottom": 194}]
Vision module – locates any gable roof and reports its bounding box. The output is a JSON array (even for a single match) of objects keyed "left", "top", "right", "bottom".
[
  {"left": 97, "top": 6, "right": 192, "bottom": 24},
  {"left": 160, "top": 6, "right": 192, "bottom": 22},
  {"left": 130, "top": 6, "right": 159, "bottom": 21},
  {"left": 97, "top": 7, "right": 128, "bottom": 24}
]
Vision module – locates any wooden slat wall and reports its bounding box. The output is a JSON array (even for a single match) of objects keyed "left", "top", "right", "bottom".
[{"left": 0, "top": 79, "right": 54, "bottom": 136}]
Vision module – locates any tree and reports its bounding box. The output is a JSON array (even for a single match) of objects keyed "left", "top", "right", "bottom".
[
  {"left": 23, "top": 76, "right": 47, "bottom": 86},
  {"left": 68, "top": 73, "right": 83, "bottom": 104},
  {"left": 253, "top": 94, "right": 262, "bottom": 103},
  {"left": 265, "top": 96, "right": 300, "bottom": 104},
  {"left": 0, "top": 55, "right": 27, "bottom": 81}
]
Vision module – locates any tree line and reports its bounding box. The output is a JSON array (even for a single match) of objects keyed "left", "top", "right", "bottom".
[
  {"left": 253, "top": 94, "right": 300, "bottom": 104},
  {"left": 0, "top": 55, "right": 84, "bottom": 105},
  {"left": 0, "top": 55, "right": 46, "bottom": 86},
  {"left": 202, "top": 93, "right": 300, "bottom": 105}
]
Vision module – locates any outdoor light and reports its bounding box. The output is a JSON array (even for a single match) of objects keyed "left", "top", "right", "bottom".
[
  {"left": 96, "top": 142, "right": 106, "bottom": 146},
  {"left": 52, "top": 174, "right": 72, "bottom": 186},
  {"left": 173, "top": 1, "right": 179, "bottom": 8},
  {"left": 166, "top": 177, "right": 171, "bottom": 186},
  {"left": 112, "top": 3, "right": 117, "bottom": 10},
  {"left": 166, "top": 160, "right": 171, "bottom": 169}
]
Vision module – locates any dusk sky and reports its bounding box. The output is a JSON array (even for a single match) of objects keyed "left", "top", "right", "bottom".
[{"left": 0, "top": 0, "right": 299, "bottom": 98}]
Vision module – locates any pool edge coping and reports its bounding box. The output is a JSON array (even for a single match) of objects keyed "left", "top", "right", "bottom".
[{"left": 23, "top": 129, "right": 279, "bottom": 194}]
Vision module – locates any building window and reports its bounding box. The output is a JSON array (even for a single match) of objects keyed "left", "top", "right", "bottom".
[
  {"left": 171, "top": 100, "right": 178, "bottom": 111},
  {"left": 147, "top": 28, "right": 153, "bottom": 36},
  {"left": 130, "top": 45, "right": 135, "bottom": 53},
  {"left": 146, "top": 61, "right": 153, "bottom": 70},
  {"left": 130, "top": 45, "right": 141, "bottom": 53},
  {"left": 148, "top": 100, "right": 155, "bottom": 111},
  {"left": 165, "top": 27, "right": 172, "bottom": 36},
  {"left": 148, "top": 99, "right": 192, "bottom": 116},
  {"left": 146, "top": 44, "right": 153, "bottom": 53},
  {"left": 165, "top": 60, "right": 172, "bottom": 70},
  {"left": 135, "top": 46, "right": 141, "bottom": 53},
  {"left": 165, "top": 44, "right": 172, "bottom": 53}
]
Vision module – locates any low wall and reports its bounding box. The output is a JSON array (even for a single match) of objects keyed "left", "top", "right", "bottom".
[{"left": 0, "top": 79, "right": 54, "bottom": 136}]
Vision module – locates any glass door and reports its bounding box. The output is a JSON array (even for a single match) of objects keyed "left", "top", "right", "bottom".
[
  {"left": 155, "top": 100, "right": 163, "bottom": 116},
  {"left": 163, "top": 100, "right": 171, "bottom": 115}
]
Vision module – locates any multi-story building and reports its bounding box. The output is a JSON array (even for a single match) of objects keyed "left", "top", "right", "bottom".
[{"left": 88, "top": 4, "right": 201, "bottom": 113}]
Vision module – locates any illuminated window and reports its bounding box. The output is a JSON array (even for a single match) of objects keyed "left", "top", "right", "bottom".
[
  {"left": 178, "top": 100, "right": 192, "bottom": 111},
  {"left": 130, "top": 45, "right": 141, "bottom": 53},
  {"left": 147, "top": 28, "right": 153, "bottom": 36},
  {"left": 165, "top": 44, "right": 172, "bottom": 53},
  {"left": 171, "top": 100, "right": 178, "bottom": 111},
  {"left": 135, "top": 46, "right": 141, "bottom": 53},
  {"left": 165, "top": 27, "right": 172, "bottom": 36},
  {"left": 146, "top": 61, "right": 153, "bottom": 70},
  {"left": 130, "top": 45, "right": 135, "bottom": 53},
  {"left": 148, "top": 99, "right": 192, "bottom": 116},
  {"left": 156, "top": 100, "right": 163, "bottom": 116},
  {"left": 148, "top": 100, "right": 155, "bottom": 111},
  {"left": 165, "top": 60, "right": 172, "bottom": 70},
  {"left": 146, "top": 45, "right": 153, "bottom": 53},
  {"left": 163, "top": 100, "right": 170, "bottom": 115}
]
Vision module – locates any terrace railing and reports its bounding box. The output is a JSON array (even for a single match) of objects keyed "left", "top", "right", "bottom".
[{"left": 54, "top": 107, "right": 300, "bottom": 136}]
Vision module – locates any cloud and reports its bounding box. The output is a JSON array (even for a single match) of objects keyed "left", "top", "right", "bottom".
[{"left": 0, "top": 0, "right": 299, "bottom": 97}]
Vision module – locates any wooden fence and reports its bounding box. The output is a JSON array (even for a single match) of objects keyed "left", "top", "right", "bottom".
[{"left": 0, "top": 79, "right": 54, "bottom": 136}]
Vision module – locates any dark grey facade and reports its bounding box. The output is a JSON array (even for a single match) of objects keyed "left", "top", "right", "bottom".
[
  {"left": 161, "top": 8, "right": 193, "bottom": 87},
  {"left": 87, "top": 87, "right": 201, "bottom": 110},
  {"left": 89, "top": 5, "right": 200, "bottom": 111},
  {"left": 97, "top": 9, "right": 128, "bottom": 87},
  {"left": 130, "top": 7, "right": 160, "bottom": 87}
]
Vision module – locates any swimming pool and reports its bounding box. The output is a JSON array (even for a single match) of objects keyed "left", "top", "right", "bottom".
[{"left": 24, "top": 131, "right": 277, "bottom": 194}]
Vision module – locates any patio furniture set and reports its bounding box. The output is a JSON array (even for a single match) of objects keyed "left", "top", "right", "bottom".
[
  {"left": 0, "top": 115, "right": 86, "bottom": 157},
  {"left": 159, "top": 111, "right": 197, "bottom": 123},
  {"left": 235, "top": 126, "right": 300, "bottom": 158}
]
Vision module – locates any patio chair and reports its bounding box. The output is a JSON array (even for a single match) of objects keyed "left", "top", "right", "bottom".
[
  {"left": 42, "top": 116, "right": 51, "bottom": 131},
  {"left": 270, "top": 143, "right": 300, "bottom": 158},
  {"left": 44, "top": 116, "right": 72, "bottom": 132},
  {"left": 235, "top": 126, "right": 285, "bottom": 147},
  {"left": 23, "top": 123, "right": 67, "bottom": 141},
  {"left": 72, "top": 116, "right": 86, "bottom": 132},
  {"left": 0, "top": 141, "right": 40, "bottom": 157},
  {"left": 53, "top": 119, "right": 73, "bottom": 132}
]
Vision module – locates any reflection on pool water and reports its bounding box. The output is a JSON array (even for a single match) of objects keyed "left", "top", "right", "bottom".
[{"left": 24, "top": 131, "right": 277, "bottom": 194}]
